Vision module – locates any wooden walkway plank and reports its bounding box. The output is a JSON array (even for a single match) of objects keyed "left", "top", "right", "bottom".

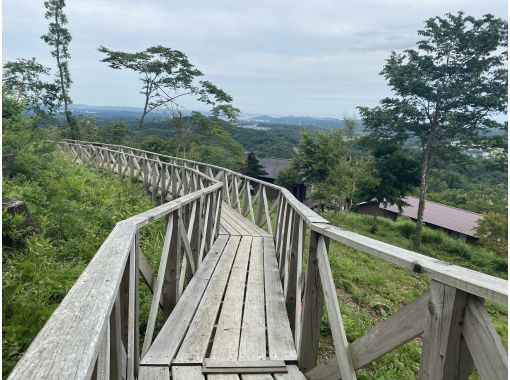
[
  {"left": 274, "top": 365, "right": 306, "bottom": 380},
  {"left": 221, "top": 218, "right": 241, "bottom": 236},
  {"left": 263, "top": 237, "right": 298, "bottom": 361},
  {"left": 221, "top": 210, "right": 253, "bottom": 236},
  {"left": 210, "top": 236, "right": 253, "bottom": 360},
  {"left": 223, "top": 204, "right": 271, "bottom": 237},
  {"left": 224, "top": 205, "right": 265, "bottom": 237},
  {"left": 174, "top": 236, "right": 242, "bottom": 364},
  {"left": 138, "top": 366, "right": 169, "bottom": 380},
  {"left": 141, "top": 235, "right": 230, "bottom": 366},
  {"left": 222, "top": 206, "right": 263, "bottom": 237},
  {"left": 239, "top": 237, "right": 266, "bottom": 360},
  {"left": 172, "top": 366, "right": 204, "bottom": 380}
]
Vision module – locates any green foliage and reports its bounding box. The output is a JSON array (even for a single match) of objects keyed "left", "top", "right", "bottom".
[
  {"left": 275, "top": 166, "right": 301, "bottom": 188},
  {"left": 2, "top": 118, "right": 154, "bottom": 377},
  {"left": 291, "top": 129, "right": 379, "bottom": 208},
  {"left": 363, "top": 141, "right": 421, "bottom": 209},
  {"left": 358, "top": 12, "right": 508, "bottom": 250},
  {"left": 141, "top": 135, "right": 176, "bottom": 156},
  {"left": 242, "top": 152, "right": 267, "bottom": 178},
  {"left": 476, "top": 212, "right": 508, "bottom": 257},
  {"left": 99, "top": 122, "right": 131, "bottom": 144},
  {"left": 3, "top": 58, "right": 60, "bottom": 124}
]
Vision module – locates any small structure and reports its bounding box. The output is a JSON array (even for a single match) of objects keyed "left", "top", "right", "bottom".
[
  {"left": 258, "top": 158, "right": 306, "bottom": 202},
  {"left": 356, "top": 196, "right": 482, "bottom": 243}
]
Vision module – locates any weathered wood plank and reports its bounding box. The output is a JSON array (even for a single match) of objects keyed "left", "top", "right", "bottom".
[
  {"left": 210, "top": 236, "right": 252, "bottom": 360},
  {"left": 263, "top": 237, "right": 297, "bottom": 361},
  {"left": 307, "top": 290, "right": 431, "bottom": 380},
  {"left": 7, "top": 224, "right": 135, "bottom": 380},
  {"left": 298, "top": 230, "right": 324, "bottom": 373},
  {"left": 142, "top": 215, "right": 175, "bottom": 355},
  {"left": 274, "top": 365, "right": 306, "bottom": 380},
  {"left": 172, "top": 366, "right": 204, "bottom": 380},
  {"left": 316, "top": 236, "right": 356, "bottom": 380},
  {"left": 174, "top": 236, "right": 242, "bottom": 364},
  {"left": 463, "top": 296, "right": 507, "bottom": 380},
  {"left": 141, "top": 235, "right": 230, "bottom": 366},
  {"left": 352, "top": 289, "right": 429, "bottom": 369},
  {"left": 239, "top": 237, "right": 266, "bottom": 360},
  {"left": 138, "top": 366, "right": 169, "bottom": 380},
  {"left": 311, "top": 222, "right": 507, "bottom": 305},
  {"left": 419, "top": 282, "right": 459, "bottom": 380}
]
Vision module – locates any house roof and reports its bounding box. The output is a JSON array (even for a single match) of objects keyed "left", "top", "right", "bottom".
[
  {"left": 259, "top": 158, "right": 291, "bottom": 180},
  {"left": 383, "top": 196, "right": 483, "bottom": 237}
]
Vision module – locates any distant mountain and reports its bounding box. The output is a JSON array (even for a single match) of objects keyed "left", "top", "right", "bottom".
[{"left": 68, "top": 105, "right": 365, "bottom": 130}]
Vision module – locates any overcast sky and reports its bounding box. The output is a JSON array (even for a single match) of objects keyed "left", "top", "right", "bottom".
[{"left": 3, "top": 0, "right": 507, "bottom": 117}]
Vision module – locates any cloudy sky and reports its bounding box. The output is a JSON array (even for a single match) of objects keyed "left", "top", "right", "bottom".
[{"left": 3, "top": 0, "right": 507, "bottom": 117}]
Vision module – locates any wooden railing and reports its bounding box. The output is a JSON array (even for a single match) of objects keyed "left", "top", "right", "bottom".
[
  {"left": 8, "top": 141, "right": 223, "bottom": 380},
  {"left": 9, "top": 140, "right": 508, "bottom": 380}
]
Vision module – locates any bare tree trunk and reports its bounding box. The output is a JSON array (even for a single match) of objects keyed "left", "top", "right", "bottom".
[
  {"left": 54, "top": 12, "right": 72, "bottom": 131},
  {"left": 413, "top": 140, "right": 433, "bottom": 251}
]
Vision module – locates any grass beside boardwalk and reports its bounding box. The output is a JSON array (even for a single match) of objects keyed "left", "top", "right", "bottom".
[
  {"left": 2, "top": 137, "right": 157, "bottom": 377},
  {"left": 317, "top": 210, "right": 507, "bottom": 379}
]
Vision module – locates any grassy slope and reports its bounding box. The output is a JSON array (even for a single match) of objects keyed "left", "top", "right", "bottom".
[
  {"left": 2, "top": 142, "right": 156, "bottom": 377},
  {"left": 318, "top": 211, "right": 507, "bottom": 379}
]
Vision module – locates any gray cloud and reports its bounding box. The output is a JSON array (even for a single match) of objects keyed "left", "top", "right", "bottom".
[{"left": 3, "top": 0, "right": 507, "bottom": 117}]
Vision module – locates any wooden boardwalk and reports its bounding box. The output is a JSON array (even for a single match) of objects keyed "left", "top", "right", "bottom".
[
  {"left": 8, "top": 141, "right": 507, "bottom": 380},
  {"left": 140, "top": 204, "right": 304, "bottom": 379}
]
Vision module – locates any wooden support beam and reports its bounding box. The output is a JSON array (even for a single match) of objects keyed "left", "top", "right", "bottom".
[
  {"left": 298, "top": 230, "right": 324, "bottom": 373},
  {"left": 463, "top": 295, "right": 507, "bottom": 380},
  {"left": 316, "top": 236, "right": 356, "bottom": 380},
  {"left": 419, "top": 281, "right": 473, "bottom": 380}
]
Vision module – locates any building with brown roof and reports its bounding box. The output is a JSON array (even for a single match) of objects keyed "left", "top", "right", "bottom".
[{"left": 356, "top": 196, "right": 483, "bottom": 243}]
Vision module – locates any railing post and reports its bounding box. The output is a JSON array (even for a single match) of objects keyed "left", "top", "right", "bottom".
[
  {"left": 286, "top": 212, "right": 304, "bottom": 339},
  {"left": 419, "top": 281, "right": 474, "bottom": 380},
  {"left": 151, "top": 161, "right": 158, "bottom": 205},
  {"left": 163, "top": 209, "right": 181, "bottom": 317},
  {"left": 298, "top": 230, "right": 324, "bottom": 372},
  {"left": 160, "top": 165, "right": 167, "bottom": 204}
]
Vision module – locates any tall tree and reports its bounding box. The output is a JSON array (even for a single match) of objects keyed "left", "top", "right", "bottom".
[
  {"left": 41, "top": 0, "right": 73, "bottom": 129},
  {"left": 98, "top": 45, "right": 239, "bottom": 145},
  {"left": 242, "top": 152, "right": 267, "bottom": 178},
  {"left": 360, "top": 140, "right": 421, "bottom": 210},
  {"left": 358, "top": 12, "right": 507, "bottom": 250},
  {"left": 3, "top": 58, "right": 60, "bottom": 125}
]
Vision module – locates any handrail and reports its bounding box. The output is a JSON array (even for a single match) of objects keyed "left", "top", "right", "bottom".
[
  {"left": 62, "top": 140, "right": 507, "bottom": 380},
  {"left": 9, "top": 141, "right": 224, "bottom": 380},
  {"left": 9, "top": 140, "right": 507, "bottom": 380},
  {"left": 66, "top": 140, "right": 507, "bottom": 303}
]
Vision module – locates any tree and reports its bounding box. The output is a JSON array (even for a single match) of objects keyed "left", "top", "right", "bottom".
[
  {"left": 358, "top": 12, "right": 507, "bottom": 250},
  {"left": 242, "top": 152, "right": 267, "bottom": 178},
  {"left": 476, "top": 212, "right": 507, "bottom": 257},
  {"left": 3, "top": 58, "right": 59, "bottom": 125},
  {"left": 98, "top": 45, "right": 239, "bottom": 144},
  {"left": 293, "top": 129, "right": 345, "bottom": 186},
  {"left": 99, "top": 122, "right": 130, "bottom": 144},
  {"left": 41, "top": 0, "right": 73, "bottom": 130},
  {"left": 320, "top": 155, "right": 379, "bottom": 210},
  {"left": 362, "top": 140, "right": 421, "bottom": 210},
  {"left": 275, "top": 166, "right": 301, "bottom": 189}
]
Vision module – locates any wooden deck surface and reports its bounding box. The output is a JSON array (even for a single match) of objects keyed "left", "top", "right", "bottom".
[{"left": 139, "top": 204, "right": 304, "bottom": 380}]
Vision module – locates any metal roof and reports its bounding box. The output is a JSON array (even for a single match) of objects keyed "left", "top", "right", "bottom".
[
  {"left": 259, "top": 158, "right": 291, "bottom": 179},
  {"left": 384, "top": 196, "right": 483, "bottom": 237}
]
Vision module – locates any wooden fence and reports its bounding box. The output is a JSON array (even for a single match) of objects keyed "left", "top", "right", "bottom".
[{"left": 8, "top": 140, "right": 508, "bottom": 380}]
